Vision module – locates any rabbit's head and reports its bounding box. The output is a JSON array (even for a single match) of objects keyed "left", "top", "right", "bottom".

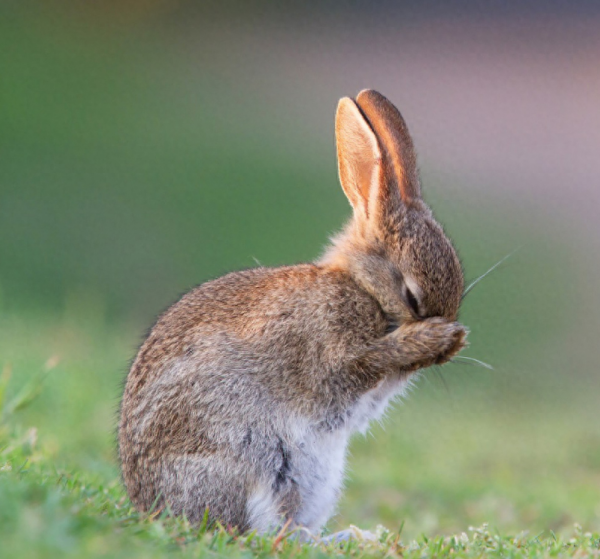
[{"left": 321, "top": 89, "right": 463, "bottom": 324}]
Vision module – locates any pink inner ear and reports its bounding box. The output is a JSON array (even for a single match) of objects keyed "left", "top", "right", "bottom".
[
  {"left": 355, "top": 90, "right": 421, "bottom": 205},
  {"left": 335, "top": 98, "right": 382, "bottom": 217}
]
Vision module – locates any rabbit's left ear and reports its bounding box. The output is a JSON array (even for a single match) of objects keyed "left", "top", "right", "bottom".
[{"left": 335, "top": 97, "right": 382, "bottom": 220}]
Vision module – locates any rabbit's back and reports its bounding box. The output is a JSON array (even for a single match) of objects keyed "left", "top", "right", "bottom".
[{"left": 121, "top": 264, "right": 384, "bottom": 404}]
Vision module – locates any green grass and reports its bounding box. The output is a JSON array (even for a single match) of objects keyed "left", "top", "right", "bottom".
[
  {"left": 2, "top": 415, "right": 599, "bottom": 559},
  {"left": 1, "top": 435, "right": 599, "bottom": 559},
  {"left": 1, "top": 309, "right": 599, "bottom": 558}
]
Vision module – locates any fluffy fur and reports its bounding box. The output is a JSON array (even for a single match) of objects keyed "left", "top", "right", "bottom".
[{"left": 119, "top": 89, "right": 466, "bottom": 533}]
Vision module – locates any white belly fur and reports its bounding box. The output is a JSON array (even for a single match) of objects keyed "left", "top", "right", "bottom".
[{"left": 247, "top": 375, "right": 411, "bottom": 533}]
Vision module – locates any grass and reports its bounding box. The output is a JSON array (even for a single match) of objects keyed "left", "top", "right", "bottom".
[
  {"left": 1, "top": 430, "right": 599, "bottom": 559},
  {"left": 1, "top": 310, "right": 599, "bottom": 558},
  {"left": 1, "top": 455, "right": 599, "bottom": 559}
]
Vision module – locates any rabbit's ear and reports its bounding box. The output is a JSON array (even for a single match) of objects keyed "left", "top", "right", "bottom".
[
  {"left": 335, "top": 97, "right": 382, "bottom": 219},
  {"left": 355, "top": 89, "right": 421, "bottom": 205}
]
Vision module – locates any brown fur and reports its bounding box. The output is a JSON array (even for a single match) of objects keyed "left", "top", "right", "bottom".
[{"left": 119, "top": 90, "right": 466, "bottom": 533}]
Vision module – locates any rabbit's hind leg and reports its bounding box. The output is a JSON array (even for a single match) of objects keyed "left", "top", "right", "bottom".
[
  {"left": 159, "top": 453, "right": 250, "bottom": 529},
  {"left": 245, "top": 469, "right": 303, "bottom": 534},
  {"left": 245, "top": 482, "right": 288, "bottom": 533}
]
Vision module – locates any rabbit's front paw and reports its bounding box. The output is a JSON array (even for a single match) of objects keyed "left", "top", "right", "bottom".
[
  {"left": 398, "top": 317, "right": 467, "bottom": 371},
  {"left": 432, "top": 320, "right": 467, "bottom": 365}
]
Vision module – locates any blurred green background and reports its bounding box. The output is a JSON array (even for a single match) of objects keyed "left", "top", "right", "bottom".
[{"left": 1, "top": 0, "right": 599, "bottom": 545}]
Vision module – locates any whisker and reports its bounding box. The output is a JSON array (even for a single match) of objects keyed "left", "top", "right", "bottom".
[
  {"left": 462, "top": 247, "right": 521, "bottom": 299},
  {"left": 432, "top": 365, "right": 450, "bottom": 394},
  {"left": 448, "top": 358, "right": 481, "bottom": 368},
  {"left": 452, "top": 355, "right": 494, "bottom": 370}
]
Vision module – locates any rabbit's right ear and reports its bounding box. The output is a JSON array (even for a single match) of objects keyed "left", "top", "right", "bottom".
[{"left": 335, "top": 97, "right": 382, "bottom": 220}]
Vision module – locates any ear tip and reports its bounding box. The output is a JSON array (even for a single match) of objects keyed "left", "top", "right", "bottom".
[
  {"left": 335, "top": 97, "right": 361, "bottom": 125},
  {"left": 336, "top": 97, "right": 355, "bottom": 111},
  {"left": 356, "top": 89, "right": 386, "bottom": 105},
  {"left": 338, "top": 91, "right": 386, "bottom": 113},
  {"left": 357, "top": 88, "right": 376, "bottom": 97}
]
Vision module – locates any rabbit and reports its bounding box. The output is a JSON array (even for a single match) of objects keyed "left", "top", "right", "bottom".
[{"left": 118, "top": 89, "right": 467, "bottom": 535}]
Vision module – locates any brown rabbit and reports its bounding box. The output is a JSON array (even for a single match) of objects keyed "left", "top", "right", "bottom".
[{"left": 118, "top": 90, "right": 466, "bottom": 534}]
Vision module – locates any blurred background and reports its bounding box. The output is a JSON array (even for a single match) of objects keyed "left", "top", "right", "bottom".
[{"left": 1, "top": 0, "right": 599, "bottom": 541}]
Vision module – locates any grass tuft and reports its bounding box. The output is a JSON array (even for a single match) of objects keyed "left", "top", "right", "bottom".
[{"left": 0, "top": 373, "right": 598, "bottom": 558}]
